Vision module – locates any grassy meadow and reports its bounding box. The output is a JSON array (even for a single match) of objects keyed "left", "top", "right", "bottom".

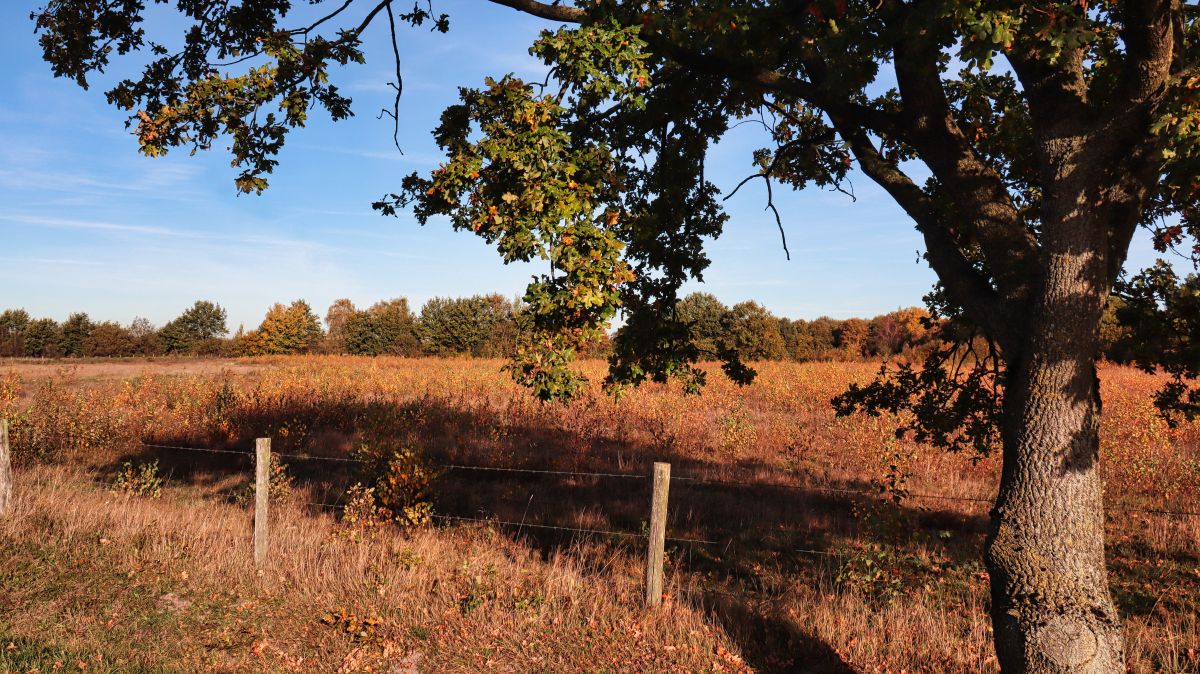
[{"left": 0, "top": 356, "right": 1197, "bottom": 673}]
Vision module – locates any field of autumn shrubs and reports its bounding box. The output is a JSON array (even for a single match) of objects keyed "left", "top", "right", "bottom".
[{"left": 1, "top": 356, "right": 1197, "bottom": 673}]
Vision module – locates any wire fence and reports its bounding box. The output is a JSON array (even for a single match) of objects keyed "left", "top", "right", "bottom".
[
  {"left": 14, "top": 438, "right": 1198, "bottom": 587},
  {"left": 135, "top": 441, "right": 674, "bottom": 544},
  {"left": 13, "top": 424, "right": 1196, "bottom": 607},
  {"left": 13, "top": 470, "right": 850, "bottom": 556},
  {"left": 135, "top": 441, "right": 1200, "bottom": 520},
  {"left": 126, "top": 436, "right": 1200, "bottom": 525}
]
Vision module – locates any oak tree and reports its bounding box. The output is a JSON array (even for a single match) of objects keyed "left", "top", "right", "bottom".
[{"left": 32, "top": 0, "right": 1200, "bottom": 670}]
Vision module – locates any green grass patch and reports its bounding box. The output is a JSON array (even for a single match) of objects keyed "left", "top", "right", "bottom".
[{"left": 0, "top": 633, "right": 177, "bottom": 674}]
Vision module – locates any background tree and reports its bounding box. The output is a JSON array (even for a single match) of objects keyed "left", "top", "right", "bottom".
[
  {"left": 323, "top": 298, "right": 358, "bottom": 354},
  {"left": 719, "top": 301, "right": 787, "bottom": 361},
  {"left": 83, "top": 322, "right": 137, "bottom": 357},
  {"left": 480, "top": 295, "right": 527, "bottom": 358},
  {"left": 1113, "top": 263, "right": 1200, "bottom": 418},
  {"left": 21, "top": 318, "right": 62, "bottom": 358},
  {"left": 833, "top": 318, "right": 869, "bottom": 359},
  {"left": 58, "top": 312, "right": 93, "bottom": 357},
  {"left": 127, "top": 317, "right": 162, "bottom": 356},
  {"left": 193, "top": 336, "right": 233, "bottom": 356},
  {"left": 674, "top": 292, "right": 727, "bottom": 358},
  {"left": 160, "top": 301, "right": 228, "bottom": 354},
  {"left": 242, "top": 301, "right": 323, "bottom": 356},
  {"left": 867, "top": 314, "right": 905, "bottom": 357},
  {"left": 418, "top": 295, "right": 516, "bottom": 356},
  {"left": 370, "top": 298, "right": 422, "bottom": 356},
  {"left": 806, "top": 317, "right": 841, "bottom": 360},
  {"left": 0, "top": 309, "right": 30, "bottom": 357},
  {"left": 342, "top": 310, "right": 385, "bottom": 356},
  {"left": 157, "top": 322, "right": 189, "bottom": 354},
  {"left": 1098, "top": 296, "right": 1136, "bottom": 364},
  {"left": 779, "top": 318, "right": 814, "bottom": 361},
  {"left": 343, "top": 298, "right": 421, "bottom": 356},
  {"left": 35, "top": 0, "right": 1200, "bottom": 669},
  {"left": 865, "top": 307, "right": 935, "bottom": 357}
]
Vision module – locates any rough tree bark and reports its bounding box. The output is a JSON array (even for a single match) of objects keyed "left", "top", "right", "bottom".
[
  {"left": 987, "top": 280, "right": 1123, "bottom": 672},
  {"left": 984, "top": 130, "right": 1131, "bottom": 671}
]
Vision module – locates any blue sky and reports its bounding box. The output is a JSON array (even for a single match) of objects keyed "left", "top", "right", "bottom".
[{"left": 0, "top": 1, "right": 1166, "bottom": 332}]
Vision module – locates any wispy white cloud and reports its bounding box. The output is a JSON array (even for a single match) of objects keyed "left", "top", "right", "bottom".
[
  {"left": 1, "top": 212, "right": 331, "bottom": 253},
  {"left": 0, "top": 163, "right": 207, "bottom": 203},
  {"left": 292, "top": 142, "right": 443, "bottom": 168},
  {"left": 0, "top": 256, "right": 105, "bottom": 266},
  {"left": 1, "top": 213, "right": 179, "bottom": 236}
]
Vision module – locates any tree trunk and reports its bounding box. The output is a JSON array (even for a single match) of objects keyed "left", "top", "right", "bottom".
[{"left": 985, "top": 209, "right": 1126, "bottom": 671}]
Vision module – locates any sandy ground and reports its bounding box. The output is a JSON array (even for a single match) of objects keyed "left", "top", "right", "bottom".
[{"left": 0, "top": 358, "right": 265, "bottom": 383}]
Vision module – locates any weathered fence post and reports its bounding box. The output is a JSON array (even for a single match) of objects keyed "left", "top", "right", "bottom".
[
  {"left": 0, "top": 419, "right": 11, "bottom": 517},
  {"left": 254, "top": 437, "right": 270, "bottom": 569},
  {"left": 645, "top": 461, "right": 670, "bottom": 608}
]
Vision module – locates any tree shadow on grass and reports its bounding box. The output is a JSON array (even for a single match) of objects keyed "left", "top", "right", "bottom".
[{"left": 702, "top": 591, "right": 858, "bottom": 673}]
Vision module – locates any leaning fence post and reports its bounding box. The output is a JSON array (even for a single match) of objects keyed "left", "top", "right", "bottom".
[
  {"left": 254, "top": 437, "right": 270, "bottom": 569},
  {"left": 0, "top": 419, "right": 11, "bottom": 517},
  {"left": 645, "top": 461, "right": 670, "bottom": 608}
]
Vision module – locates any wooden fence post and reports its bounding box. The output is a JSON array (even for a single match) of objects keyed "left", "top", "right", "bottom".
[
  {"left": 645, "top": 461, "right": 670, "bottom": 608},
  {"left": 0, "top": 419, "right": 11, "bottom": 518},
  {"left": 254, "top": 437, "right": 270, "bottom": 569}
]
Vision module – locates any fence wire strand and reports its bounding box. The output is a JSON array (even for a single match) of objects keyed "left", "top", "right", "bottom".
[
  {"left": 273, "top": 452, "right": 361, "bottom": 464},
  {"left": 430, "top": 513, "right": 716, "bottom": 545},
  {"left": 441, "top": 464, "right": 645, "bottom": 479},
  {"left": 141, "top": 443, "right": 250, "bottom": 457},
  {"left": 672, "top": 473, "right": 994, "bottom": 504}
]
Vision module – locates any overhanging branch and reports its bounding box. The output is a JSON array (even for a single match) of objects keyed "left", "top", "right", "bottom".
[
  {"left": 833, "top": 119, "right": 1012, "bottom": 350},
  {"left": 891, "top": 5, "right": 1039, "bottom": 311},
  {"left": 482, "top": 0, "right": 899, "bottom": 137},
  {"left": 485, "top": 0, "right": 586, "bottom": 22}
]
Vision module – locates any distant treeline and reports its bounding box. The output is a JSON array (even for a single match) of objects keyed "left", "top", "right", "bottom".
[
  {"left": 0, "top": 292, "right": 1139, "bottom": 362},
  {"left": 0, "top": 295, "right": 529, "bottom": 359}
]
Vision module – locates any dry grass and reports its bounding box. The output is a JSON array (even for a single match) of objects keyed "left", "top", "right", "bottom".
[
  {"left": 0, "top": 356, "right": 1197, "bottom": 672},
  {"left": 1, "top": 465, "right": 742, "bottom": 673},
  {"left": 0, "top": 358, "right": 262, "bottom": 389}
]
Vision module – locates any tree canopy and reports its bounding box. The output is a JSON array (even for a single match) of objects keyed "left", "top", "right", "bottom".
[
  {"left": 342, "top": 298, "right": 422, "bottom": 356},
  {"left": 418, "top": 294, "right": 519, "bottom": 357},
  {"left": 241, "top": 300, "right": 323, "bottom": 355},
  {"left": 159, "top": 300, "right": 228, "bottom": 354}
]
